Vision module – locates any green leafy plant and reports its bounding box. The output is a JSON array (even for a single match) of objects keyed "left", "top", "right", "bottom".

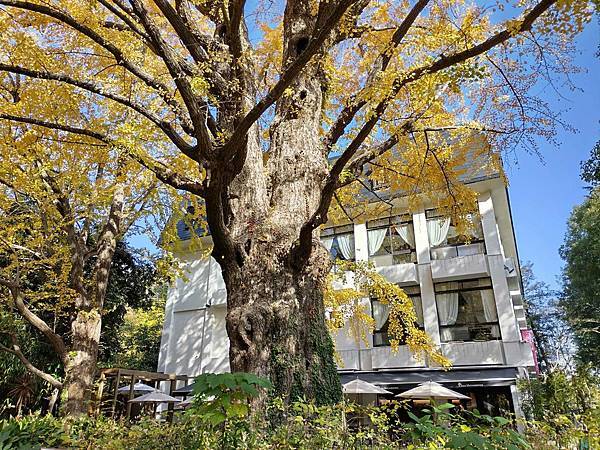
[
  {"left": 402, "top": 404, "right": 529, "bottom": 449},
  {"left": 0, "top": 395, "right": 595, "bottom": 449},
  {"left": 0, "top": 414, "right": 66, "bottom": 450},
  {"left": 189, "top": 372, "right": 272, "bottom": 426}
]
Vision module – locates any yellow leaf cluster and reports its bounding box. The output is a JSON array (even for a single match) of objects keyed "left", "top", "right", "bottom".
[{"left": 324, "top": 261, "right": 450, "bottom": 368}]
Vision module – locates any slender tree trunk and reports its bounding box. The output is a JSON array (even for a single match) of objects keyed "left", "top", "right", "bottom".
[
  {"left": 60, "top": 184, "right": 122, "bottom": 416},
  {"left": 47, "top": 387, "right": 60, "bottom": 416},
  {"left": 61, "top": 309, "right": 101, "bottom": 416}
]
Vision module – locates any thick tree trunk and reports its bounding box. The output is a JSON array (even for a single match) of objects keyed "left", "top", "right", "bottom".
[
  {"left": 212, "top": 1, "right": 341, "bottom": 406},
  {"left": 225, "top": 242, "right": 341, "bottom": 405},
  {"left": 61, "top": 310, "right": 101, "bottom": 416}
]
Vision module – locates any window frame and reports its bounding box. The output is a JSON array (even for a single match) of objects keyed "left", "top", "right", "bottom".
[
  {"left": 371, "top": 285, "right": 423, "bottom": 347},
  {"left": 434, "top": 278, "right": 501, "bottom": 343},
  {"left": 425, "top": 209, "right": 487, "bottom": 258},
  {"left": 366, "top": 214, "right": 417, "bottom": 265},
  {"left": 322, "top": 224, "right": 355, "bottom": 262}
]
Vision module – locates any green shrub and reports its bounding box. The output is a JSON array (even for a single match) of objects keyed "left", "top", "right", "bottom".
[
  {"left": 0, "top": 414, "right": 66, "bottom": 450},
  {"left": 1, "top": 370, "right": 596, "bottom": 449},
  {"left": 400, "top": 404, "right": 529, "bottom": 449},
  {"left": 189, "top": 372, "right": 272, "bottom": 426}
]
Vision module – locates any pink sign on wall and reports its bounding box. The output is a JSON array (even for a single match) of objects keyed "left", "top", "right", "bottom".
[{"left": 521, "top": 329, "right": 540, "bottom": 375}]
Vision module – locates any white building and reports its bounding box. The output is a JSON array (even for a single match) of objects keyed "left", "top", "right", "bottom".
[{"left": 158, "top": 167, "right": 536, "bottom": 417}]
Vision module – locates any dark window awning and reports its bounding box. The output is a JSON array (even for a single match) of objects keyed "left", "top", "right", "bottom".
[{"left": 340, "top": 368, "right": 518, "bottom": 389}]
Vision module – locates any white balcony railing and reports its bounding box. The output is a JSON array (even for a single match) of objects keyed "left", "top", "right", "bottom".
[
  {"left": 431, "top": 242, "right": 485, "bottom": 260},
  {"left": 441, "top": 341, "right": 504, "bottom": 366},
  {"left": 371, "top": 346, "right": 426, "bottom": 369},
  {"left": 430, "top": 254, "right": 490, "bottom": 281},
  {"left": 375, "top": 263, "right": 419, "bottom": 285}
]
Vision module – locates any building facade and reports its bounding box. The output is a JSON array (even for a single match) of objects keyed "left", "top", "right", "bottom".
[{"left": 158, "top": 173, "right": 536, "bottom": 417}]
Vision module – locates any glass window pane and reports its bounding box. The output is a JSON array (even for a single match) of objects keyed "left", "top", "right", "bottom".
[
  {"left": 332, "top": 233, "right": 355, "bottom": 261},
  {"left": 437, "top": 279, "right": 499, "bottom": 342}
]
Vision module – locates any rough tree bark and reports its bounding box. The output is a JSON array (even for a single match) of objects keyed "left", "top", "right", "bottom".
[{"left": 206, "top": 0, "right": 345, "bottom": 404}]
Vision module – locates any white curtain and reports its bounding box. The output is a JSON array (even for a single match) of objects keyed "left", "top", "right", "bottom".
[
  {"left": 480, "top": 289, "right": 498, "bottom": 322},
  {"left": 395, "top": 224, "right": 415, "bottom": 248},
  {"left": 336, "top": 234, "right": 355, "bottom": 260},
  {"left": 412, "top": 296, "right": 424, "bottom": 327},
  {"left": 427, "top": 217, "right": 451, "bottom": 246},
  {"left": 321, "top": 237, "right": 334, "bottom": 251},
  {"left": 436, "top": 292, "right": 459, "bottom": 326},
  {"left": 372, "top": 301, "right": 390, "bottom": 330},
  {"left": 368, "top": 228, "right": 387, "bottom": 255}
]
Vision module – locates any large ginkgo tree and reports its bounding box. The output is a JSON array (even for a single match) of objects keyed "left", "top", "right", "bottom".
[{"left": 0, "top": 0, "right": 592, "bottom": 411}]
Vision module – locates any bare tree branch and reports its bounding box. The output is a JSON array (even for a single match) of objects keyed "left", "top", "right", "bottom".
[
  {"left": 0, "top": 333, "right": 62, "bottom": 388},
  {"left": 0, "top": 279, "right": 67, "bottom": 358},
  {"left": 127, "top": 150, "right": 206, "bottom": 197},
  {"left": 0, "top": 113, "right": 108, "bottom": 142},
  {"left": 227, "top": 0, "right": 247, "bottom": 62},
  {"left": 129, "top": 0, "right": 213, "bottom": 160},
  {"left": 98, "top": 0, "right": 150, "bottom": 42}
]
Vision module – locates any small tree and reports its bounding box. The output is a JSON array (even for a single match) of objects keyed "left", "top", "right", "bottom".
[
  {"left": 0, "top": 129, "right": 160, "bottom": 415},
  {"left": 521, "top": 262, "right": 575, "bottom": 372},
  {"left": 0, "top": 242, "right": 157, "bottom": 416},
  {"left": 560, "top": 191, "right": 600, "bottom": 367}
]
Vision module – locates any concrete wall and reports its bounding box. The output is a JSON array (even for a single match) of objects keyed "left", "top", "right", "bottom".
[{"left": 158, "top": 255, "right": 229, "bottom": 377}]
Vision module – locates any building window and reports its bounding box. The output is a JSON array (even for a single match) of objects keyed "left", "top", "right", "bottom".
[
  {"left": 372, "top": 285, "right": 423, "bottom": 347},
  {"left": 321, "top": 225, "right": 355, "bottom": 261},
  {"left": 426, "top": 209, "right": 485, "bottom": 260},
  {"left": 434, "top": 278, "right": 500, "bottom": 342},
  {"left": 367, "top": 215, "right": 416, "bottom": 266}
]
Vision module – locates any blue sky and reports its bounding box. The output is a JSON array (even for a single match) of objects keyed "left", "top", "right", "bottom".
[{"left": 506, "top": 19, "right": 599, "bottom": 290}]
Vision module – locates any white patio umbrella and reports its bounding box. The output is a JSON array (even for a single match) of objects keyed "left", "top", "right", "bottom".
[
  {"left": 117, "top": 382, "right": 156, "bottom": 394},
  {"left": 396, "top": 381, "right": 470, "bottom": 400},
  {"left": 128, "top": 391, "right": 181, "bottom": 421},
  {"left": 128, "top": 391, "right": 181, "bottom": 404},
  {"left": 343, "top": 379, "right": 393, "bottom": 395},
  {"left": 172, "top": 382, "right": 195, "bottom": 396},
  {"left": 342, "top": 379, "right": 392, "bottom": 428}
]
